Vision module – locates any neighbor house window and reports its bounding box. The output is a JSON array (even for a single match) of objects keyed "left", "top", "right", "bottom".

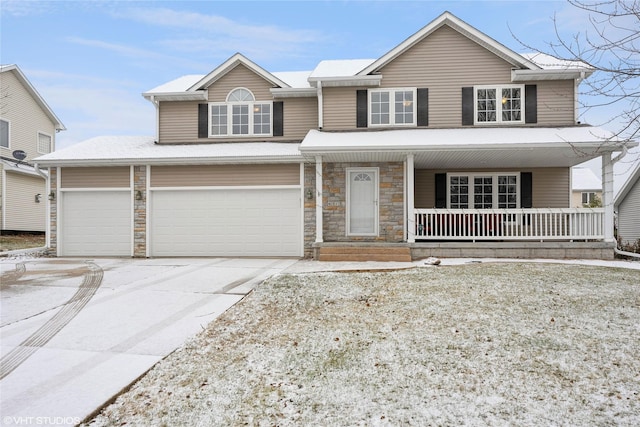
[
  {"left": 369, "top": 88, "right": 416, "bottom": 126},
  {"left": 582, "top": 192, "right": 596, "bottom": 205},
  {"left": 0, "top": 119, "right": 8, "bottom": 148},
  {"left": 37, "top": 132, "right": 52, "bottom": 154},
  {"left": 475, "top": 85, "right": 523, "bottom": 124},
  {"left": 448, "top": 173, "right": 519, "bottom": 208},
  {"left": 209, "top": 88, "right": 272, "bottom": 137}
]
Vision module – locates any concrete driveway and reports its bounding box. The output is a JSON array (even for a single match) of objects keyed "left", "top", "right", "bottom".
[{"left": 0, "top": 257, "right": 298, "bottom": 425}]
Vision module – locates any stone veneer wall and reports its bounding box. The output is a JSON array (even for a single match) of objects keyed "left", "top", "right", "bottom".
[
  {"left": 303, "top": 162, "right": 317, "bottom": 258},
  {"left": 133, "top": 165, "right": 147, "bottom": 257},
  {"left": 48, "top": 167, "right": 57, "bottom": 254},
  {"left": 321, "top": 162, "right": 405, "bottom": 243}
]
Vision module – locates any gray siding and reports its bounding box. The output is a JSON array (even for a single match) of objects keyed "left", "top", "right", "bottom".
[
  {"left": 150, "top": 164, "right": 300, "bottom": 187},
  {"left": 323, "top": 25, "right": 576, "bottom": 130},
  {"left": 618, "top": 180, "right": 640, "bottom": 244},
  {"left": 415, "top": 168, "right": 570, "bottom": 208},
  {"left": 60, "top": 167, "right": 131, "bottom": 188},
  {"left": 158, "top": 65, "right": 317, "bottom": 144}
]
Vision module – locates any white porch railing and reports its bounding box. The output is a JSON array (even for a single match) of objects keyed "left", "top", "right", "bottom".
[{"left": 414, "top": 208, "right": 605, "bottom": 241}]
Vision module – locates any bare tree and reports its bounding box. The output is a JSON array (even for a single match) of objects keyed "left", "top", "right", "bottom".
[{"left": 515, "top": 0, "right": 639, "bottom": 142}]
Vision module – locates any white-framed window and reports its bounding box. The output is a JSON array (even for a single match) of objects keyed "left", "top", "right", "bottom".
[
  {"left": 581, "top": 192, "right": 596, "bottom": 205},
  {"left": 474, "top": 85, "right": 524, "bottom": 124},
  {"left": 37, "top": 132, "right": 52, "bottom": 154},
  {"left": 369, "top": 88, "right": 416, "bottom": 126},
  {"left": 0, "top": 119, "right": 9, "bottom": 148},
  {"left": 209, "top": 88, "right": 272, "bottom": 137},
  {"left": 447, "top": 173, "right": 519, "bottom": 208}
]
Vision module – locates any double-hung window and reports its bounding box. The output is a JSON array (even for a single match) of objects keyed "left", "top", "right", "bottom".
[
  {"left": 448, "top": 173, "right": 519, "bottom": 209},
  {"left": 209, "top": 88, "right": 272, "bottom": 137},
  {"left": 369, "top": 88, "right": 416, "bottom": 126},
  {"left": 474, "top": 85, "right": 524, "bottom": 124}
]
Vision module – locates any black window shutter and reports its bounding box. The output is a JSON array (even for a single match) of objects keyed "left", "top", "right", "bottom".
[
  {"left": 198, "top": 104, "right": 208, "bottom": 138},
  {"left": 461, "top": 87, "right": 474, "bottom": 126},
  {"left": 435, "top": 173, "right": 447, "bottom": 208},
  {"left": 356, "top": 90, "right": 368, "bottom": 128},
  {"left": 273, "top": 101, "right": 284, "bottom": 137},
  {"left": 521, "top": 172, "right": 533, "bottom": 208},
  {"left": 417, "top": 88, "right": 429, "bottom": 127},
  {"left": 525, "top": 85, "right": 537, "bottom": 124}
]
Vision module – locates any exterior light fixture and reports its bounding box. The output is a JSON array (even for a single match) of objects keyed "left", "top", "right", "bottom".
[
  {"left": 136, "top": 190, "right": 144, "bottom": 201},
  {"left": 48, "top": 191, "right": 55, "bottom": 201},
  {"left": 306, "top": 188, "right": 314, "bottom": 200},
  {"left": 35, "top": 193, "right": 42, "bottom": 203}
]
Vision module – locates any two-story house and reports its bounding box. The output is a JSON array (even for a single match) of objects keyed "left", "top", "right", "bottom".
[
  {"left": 1, "top": 64, "right": 65, "bottom": 234},
  {"left": 35, "top": 12, "right": 635, "bottom": 259}
]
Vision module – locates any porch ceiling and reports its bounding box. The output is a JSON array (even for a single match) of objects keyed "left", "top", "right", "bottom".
[{"left": 300, "top": 127, "right": 636, "bottom": 169}]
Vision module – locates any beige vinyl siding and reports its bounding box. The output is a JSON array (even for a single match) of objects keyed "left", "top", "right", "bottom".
[
  {"left": 207, "top": 64, "right": 274, "bottom": 102},
  {"left": 158, "top": 65, "right": 317, "bottom": 144},
  {"left": 150, "top": 164, "right": 301, "bottom": 187},
  {"left": 536, "top": 80, "right": 575, "bottom": 125},
  {"left": 415, "top": 168, "right": 570, "bottom": 208},
  {"left": 323, "top": 25, "right": 576, "bottom": 130},
  {"left": 571, "top": 190, "right": 602, "bottom": 208},
  {"left": 617, "top": 181, "right": 640, "bottom": 244},
  {"left": 5, "top": 172, "right": 46, "bottom": 231},
  {"left": 0, "top": 71, "right": 56, "bottom": 161},
  {"left": 61, "top": 167, "right": 131, "bottom": 188}
]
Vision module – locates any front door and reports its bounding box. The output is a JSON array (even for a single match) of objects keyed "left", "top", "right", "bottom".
[{"left": 347, "top": 168, "right": 378, "bottom": 235}]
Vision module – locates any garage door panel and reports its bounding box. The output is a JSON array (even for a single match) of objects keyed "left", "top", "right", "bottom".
[
  {"left": 61, "top": 191, "right": 131, "bottom": 256},
  {"left": 151, "top": 189, "right": 301, "bottom": 257}
]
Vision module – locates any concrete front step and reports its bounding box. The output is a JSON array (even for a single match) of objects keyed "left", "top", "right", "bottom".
[{"left": 318, "top": 246, "right": 412, "bottom": 262}]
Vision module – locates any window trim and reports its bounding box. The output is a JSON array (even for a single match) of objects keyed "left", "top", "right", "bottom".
[
  {"left": 581, "top": 191, "right": 596, "bottom": 205},
  {"left": 368, "top": 88, "right": 417, "bottom": 127},
  {"left": 37, "top": 131, "right": 53, "bottom": 154},
  {"left": 0, "top": 118, "right": 10, "bottom": 149},
  {"left": 473, "top": 85, "right": 525, "bottom": 125},
  {"left": 208, "top": 87, "right": 273, "bottom": 138},
  {"left": 446, "top": 172, "right": 521, "bottom": 209}
]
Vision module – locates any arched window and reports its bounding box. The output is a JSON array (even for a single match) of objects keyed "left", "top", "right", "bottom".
[{"left": 209, "top": 88, "right": 271, "bottom": 137}]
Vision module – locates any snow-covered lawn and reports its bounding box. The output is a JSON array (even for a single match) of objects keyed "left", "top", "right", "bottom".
[{"left": 86, "top": 263, "right": 640, "bottom": 426}]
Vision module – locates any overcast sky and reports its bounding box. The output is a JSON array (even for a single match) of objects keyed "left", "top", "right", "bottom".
[{"left": 2, "top": 0, "right": 638, "bottom": 185}]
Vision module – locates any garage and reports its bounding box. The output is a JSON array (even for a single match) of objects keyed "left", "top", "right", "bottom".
[
  {"left": 150, "top": 188, "right": 302, "bottom": 257},
  {"left": 60, "top": 191, "right": 132, "bottom": 256}
]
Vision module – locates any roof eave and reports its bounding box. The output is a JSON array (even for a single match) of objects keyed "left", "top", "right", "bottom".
[
  {"left": 512, "top": 69, "right": 595, "bottom": 82},
  {"left": 35, "top": 155, "right": 304, "bottom": 168},
  {"left": 308, "top": 75, "right": 382, "bottom": 88},
  {"left": 143, "top": 91, "right": 208, "bottom": 102}
]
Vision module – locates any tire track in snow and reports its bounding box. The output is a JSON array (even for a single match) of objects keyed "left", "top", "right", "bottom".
[{"left": 0, "top": 261, "right": 103, "bottom": 380}]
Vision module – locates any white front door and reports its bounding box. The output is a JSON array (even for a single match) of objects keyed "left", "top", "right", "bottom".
[{"left": 347, "top": 168, "right": 378, "bottom": 235}]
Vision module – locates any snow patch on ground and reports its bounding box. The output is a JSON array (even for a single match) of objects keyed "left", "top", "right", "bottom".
[{"left": 86, "top": 263, "right": 640, "bottom": 426}]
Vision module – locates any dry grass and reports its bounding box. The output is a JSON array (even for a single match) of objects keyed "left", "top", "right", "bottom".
[
  {"left": 0, "top": 233, "right": 45, "bottom": 252},
  {"left": 87, "top": 263, "right": 640, "bottom": 426}
]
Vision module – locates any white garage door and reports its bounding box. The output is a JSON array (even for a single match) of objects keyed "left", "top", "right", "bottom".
[
  {"left": 150, "top": 189, "right": 301, "bottom": 257},
  {"left": 61, "top": 191, "right": 132, "bottom": 256}
]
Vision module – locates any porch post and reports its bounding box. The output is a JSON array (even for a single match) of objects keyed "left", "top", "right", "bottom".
[
  {"left": 602, "top": 152, "right": 615, "bottom": 242},
  {"left": 315, "top": 155, "right": 323, "bottom": 243},
  {"left": 407, "top": 154, "right": 415, "bottom": 243}
]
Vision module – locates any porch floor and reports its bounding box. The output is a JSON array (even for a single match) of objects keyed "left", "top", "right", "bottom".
[{"left": 313, "top": 241, "right": 616, "bottom": 261}]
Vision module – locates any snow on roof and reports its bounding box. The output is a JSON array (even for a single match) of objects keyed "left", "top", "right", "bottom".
[
  {"left": 34, "top": 136, "right": 303, "bottom": 166},
  {"left": 300, "top": 126, "right": 619, "bottom": 151},
  {"left": 145, "top": 75, "right": 204, "bottom": 94},
  {"left": 272, "top": 71, "right": 312, "bottom": 88},
  {"left": 520, "top": 53, "right": 592, "bottom": 71},
  {"left": 309, "top": 59, "right": 376, "bottom": 79},
  {"left": 572, "top": 167, "right": 601, "bottom": 191}
]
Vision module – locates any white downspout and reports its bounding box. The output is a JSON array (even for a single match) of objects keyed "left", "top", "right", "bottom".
[
  {"left": 602, "top": 145, "right": 629, "bottom": 243},
  {"left": 575, "top": 71, "right": 585, "bottom": 124},
  {"left": 317, "top": 81, "right": 323, "bottom": 130}
]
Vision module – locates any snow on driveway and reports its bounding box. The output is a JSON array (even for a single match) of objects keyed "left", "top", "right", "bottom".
[{"left": 0, "top": 257, "right": 297, "bottom": 426}]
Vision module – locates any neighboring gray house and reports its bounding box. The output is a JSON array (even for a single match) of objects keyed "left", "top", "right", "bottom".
[
  {"left": 572, "top": 167, "right": 602, "bottom": 207},
  {"left": 614, "top": 161, "right": 640, "bottom": 246},
  {"left": 1, "top": 64, "right": 65, "bottom": 233}
]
